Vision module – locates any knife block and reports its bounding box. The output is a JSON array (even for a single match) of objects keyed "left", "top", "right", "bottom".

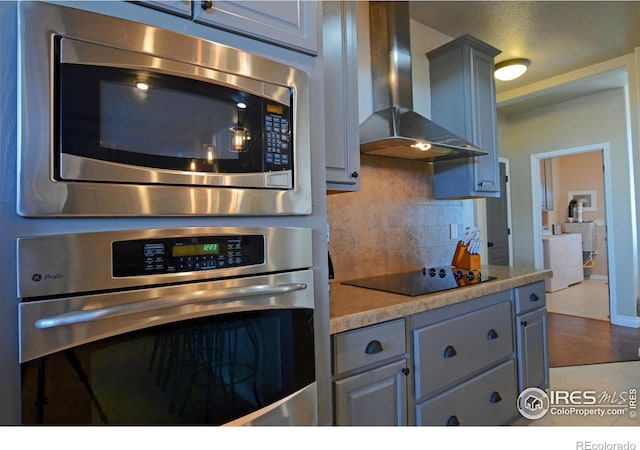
[{"left": 451, "top": 241, "right": 481, "bottom": 270}]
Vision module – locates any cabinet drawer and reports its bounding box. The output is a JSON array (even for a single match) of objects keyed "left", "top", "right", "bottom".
[
  {"left": 416, "top": 359, "right": 518, "bottom": 426},
  {"left": 515, "top": 281, "right": 546, "bottom": 315},
  {"left": 413, "top": 301, "right": 513, "bottom": 399},
  {"left": 333, "top": 319, "right": 406, "bottom": 375}
]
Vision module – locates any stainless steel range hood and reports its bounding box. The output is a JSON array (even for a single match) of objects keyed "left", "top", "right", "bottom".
[{"left": 360, "top": 1, "right": 488, "bottom": 161}]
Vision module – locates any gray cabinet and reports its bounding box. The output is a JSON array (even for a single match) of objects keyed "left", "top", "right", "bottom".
[
  {"left": 135, "top": 1, "right": 192, "bottom": 17},
  {"left": 334, "top": 359, "right": 407, "bottom": 426},
  {"left": 330, "top": 282, "right": 549, "bottom": 426},
  {"left": 323, "top": 1, "right": 360, "bottom": 191},
  {"left": 194, "top": 1, "right": 318, "bottom": 55},
  {"left": 410, "top": 293, "right": 518, "bottom": 425},
  {"left": 412, "top": 301, "right": 513, "bottom": 399},
  {"left": 416, "top": 359, "right": 517, "bottom": 426},
  {"left": 427, "top": 35, "right": 501, "bottom": 198},
  {"left": 136, "top": 1, "right": 318, "bottom": 55},
  {"left": 332, "top": 319, "right": 408, "bottom": 425},
  {"left": 514, "top": 282, "right": 549, "bottom": 391}
]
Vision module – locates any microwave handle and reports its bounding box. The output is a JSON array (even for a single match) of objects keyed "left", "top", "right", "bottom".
[{"left": 34, "top": 282, "right": 307, "bottom": 329}]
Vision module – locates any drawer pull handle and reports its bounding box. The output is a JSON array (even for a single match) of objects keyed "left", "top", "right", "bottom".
[
  {"left": 401, "top": 368, "right": 410, "bottom": 376},
  {"left": 446, "top": 415, "right": 460, "bottom": 426},
  {"left": 489, "top": 392, "right": 502, "bottom": 404},
  {"left": 443, "top": 345, "right": 457, "bottom": 358},
  {"left": 486, "top": 329, "right": 499, "bottom": 340},
  {"left": 365, "top": 340, "right": 383, "bottom": 355},
  {"left": 530, "top": 293, "right": 540, "bottom": 302}
]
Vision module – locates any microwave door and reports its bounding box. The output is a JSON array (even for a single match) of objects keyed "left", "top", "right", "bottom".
[{"left": 56, "top": 38, "right": 293, "bottom": 190}]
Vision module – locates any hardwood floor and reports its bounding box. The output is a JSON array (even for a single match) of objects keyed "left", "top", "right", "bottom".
[{"left": 547, "top": 312, "right": 640, "bottom": 367}]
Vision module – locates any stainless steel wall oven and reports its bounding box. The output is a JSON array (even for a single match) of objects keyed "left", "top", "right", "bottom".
[
  {"left": 18, "top": 227, "right": 317, "bottom": 425},
  {"left": 17, "top": 2, "right": 311, "bottom": 217}
]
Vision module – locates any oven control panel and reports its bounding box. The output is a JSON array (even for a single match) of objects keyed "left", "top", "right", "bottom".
[{"left": 112, "top": 235, "right": 265, "bottom": 277}]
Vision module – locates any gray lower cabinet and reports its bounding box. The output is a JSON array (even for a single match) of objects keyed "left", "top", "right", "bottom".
[
  {"left": 332, "top": 319, "right": 408, "bottom": 425},
  {"left": 331, "top": 282, "right": 549, "bottom": 425},
  {"left": 334, "top": 359, "right": 407, "bottom": 426},
  {"left": 514, "top": 282, "right": 549, "bottom": 391},
  {"left": 416, "top": 359, "right": 517, "bottom": 426},
  {"left": 412, "top": 300, "right": 513, "bottom": 399},
  {"left": 410, "top": 294, "right": 518, "bottom": 426}
]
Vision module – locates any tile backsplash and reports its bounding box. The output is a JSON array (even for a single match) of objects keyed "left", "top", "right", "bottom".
[{"left": 327, "top": 155, "right": 467, "bottom": 281}]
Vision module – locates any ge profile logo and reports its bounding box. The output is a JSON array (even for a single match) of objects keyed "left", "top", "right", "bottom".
[
  {"left": 31, "top": 273, "right": 63, "bottom": 282},
  {"left": 517, "top": 387, "right": 550, "bottom": 420}
]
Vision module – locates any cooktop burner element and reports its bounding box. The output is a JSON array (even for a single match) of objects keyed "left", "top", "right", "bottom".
[{"left": 341, "top": 266, "right": 497, "bottom": 297}]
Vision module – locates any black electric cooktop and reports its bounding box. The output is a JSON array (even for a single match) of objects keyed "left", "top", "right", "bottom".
[{"left": 342, "top": 266, "right": 497, "bottom": 297}]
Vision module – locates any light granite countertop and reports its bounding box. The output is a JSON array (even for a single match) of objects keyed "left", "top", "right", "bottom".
[{"left": 329, "top": 265, "right": 552, "bottom": 335}]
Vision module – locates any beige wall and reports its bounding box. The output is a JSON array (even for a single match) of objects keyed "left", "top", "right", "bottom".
[
  {"left": 558, "top": 152, "right": 608, "bottom": 276},
  {"left": 327, "top": 155, "right": 466, "bottom": 281},
  {"left": 500, "top": 87, "right": 637, "bottom": 318}
]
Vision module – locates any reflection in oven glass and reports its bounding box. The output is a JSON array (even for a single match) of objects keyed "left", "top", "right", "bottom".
[{"left": 21, "top": 309, "right": 315, "bottom": 425}]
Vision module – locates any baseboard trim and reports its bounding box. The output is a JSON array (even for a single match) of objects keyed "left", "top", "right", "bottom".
[
  {"left": 587, "top": 274, "right": 608, "bottom": 281},
  {"left": 611, "top": 314, "right": 640, "bottom": 328}
]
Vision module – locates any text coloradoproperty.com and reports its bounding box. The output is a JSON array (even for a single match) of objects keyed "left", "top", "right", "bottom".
[{"left": 552, "top": 406, "right": 629, "bottom": 416}]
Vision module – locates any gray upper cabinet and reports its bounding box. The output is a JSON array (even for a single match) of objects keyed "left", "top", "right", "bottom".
[
  {"left": 427, "top": 35, "right": 501, "bottom": 199},
  {"left": 136, "top": 1, "right": 318, "bottom": 55},
  {"left": 135, "top": 1, "right": 192, "bottom": 17},
  {"left": 194, "top": 1, "right": 318, "bottom": 55},
  {"left": 323, "top": 1, "right": 360, "bottom": 191}
]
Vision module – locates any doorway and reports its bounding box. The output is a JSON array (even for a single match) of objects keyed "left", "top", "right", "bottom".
[
  {"left": 486, "top": 159, "right": 513, "bottom": 266},
  {"left": 531, "top": 144, "right": 613, "bottom": 324}
]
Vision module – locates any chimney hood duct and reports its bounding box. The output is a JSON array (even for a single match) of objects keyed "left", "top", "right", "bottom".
[{"left": 360, "top": 1, "right": 488, "bottom": 161}]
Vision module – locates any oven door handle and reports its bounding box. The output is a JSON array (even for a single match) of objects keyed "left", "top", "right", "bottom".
[{"left": 34, "top": 282, "right": 308, "bottom": 329}]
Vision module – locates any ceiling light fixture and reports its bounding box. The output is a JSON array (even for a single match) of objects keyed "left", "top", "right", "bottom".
[{"left": 494, "top": 58, "right": 531, "bottom": 81}]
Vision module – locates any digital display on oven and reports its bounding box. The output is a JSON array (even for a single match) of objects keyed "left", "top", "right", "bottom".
[
  {"left": 112, "top": 235, "right": 264, "bottom": 277},
  {"left": 171, "top": 243, "right": 220, "bottom": 257}
]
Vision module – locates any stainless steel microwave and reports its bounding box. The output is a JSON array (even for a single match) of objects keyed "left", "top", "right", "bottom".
[{"left": 17, "top": 3, "right": 311, "bottom": 217}]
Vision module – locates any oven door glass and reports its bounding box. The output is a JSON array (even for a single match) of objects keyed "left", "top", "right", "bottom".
[
  {"left": 56, "top": 37, "right": 293, "bottom": 187},
  {"left": 21, "top": 309, "right": 315, "bottom": 425}
]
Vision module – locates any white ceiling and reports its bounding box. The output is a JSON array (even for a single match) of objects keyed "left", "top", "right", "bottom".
[{"left": 409, "top": 1, "right": 640, "bottom": 113}]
